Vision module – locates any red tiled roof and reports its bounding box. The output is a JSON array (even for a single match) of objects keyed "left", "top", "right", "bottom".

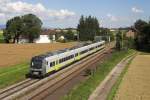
[
  {"left": 40, "top": 29, "right": 56, "bottom": 35},
  {"left": 126, "top": 30, "right": 135, "bottom": 38}
]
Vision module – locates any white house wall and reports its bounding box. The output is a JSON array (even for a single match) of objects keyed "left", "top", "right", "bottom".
[{"left": 35, "top": 35, "right": 51, "bottom": 43}]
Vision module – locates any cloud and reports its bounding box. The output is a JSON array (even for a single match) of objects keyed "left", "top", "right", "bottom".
[
  {"left": 0, "top": 0, "right": 76, "bottom": 24},
  {"left": 132, "top": 7, "right": 144, "bottom": 13},
  {"left": 106, "top": 13, "right": 118, "bottom": 22},
  {"left": 0, "top": 13, "right": 5, "bottom": 18}
]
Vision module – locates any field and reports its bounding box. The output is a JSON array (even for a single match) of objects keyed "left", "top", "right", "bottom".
[
  {"left": 0, "top": 42, "right": 76, "bottom": 89},
  {"left": 0, "top": 42, "right": 76, "bottom": 67},
  {"left": 114, "top": 55, "right": 150, "bottom": 100}
]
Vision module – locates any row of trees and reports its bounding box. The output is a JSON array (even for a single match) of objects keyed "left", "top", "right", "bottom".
[
  {"left": 4, "top": 14, "right": 42, "bottom": 43},
  {"left": 77, "top": 15, "right": 100, "bottom": 41},
  {"left": 134, "top": 19, "right": 150, "bottom": 51},
  {"left": 77, "top": 15, "right": 114, "bottom": 41},
  {"left": 3, "top": 14, "right": 115, "bottom": 43}
]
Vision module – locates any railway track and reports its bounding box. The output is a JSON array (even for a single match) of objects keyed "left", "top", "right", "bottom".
[
  {"left": 0, "top": 79, "right": 39, "bottom": 100},
  {"left": 0, "top": 42, "right": 114, "bottom": 100},
  {"left": 29, "top": 50, "right": 111, "bottom": 100},
  {"left": 21, "top": 44, "right": 113, "bottom": 100}
]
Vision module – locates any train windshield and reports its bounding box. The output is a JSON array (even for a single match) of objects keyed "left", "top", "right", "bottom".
[{"left": 31, "top": 59, "right": 43, "bottom": 69}]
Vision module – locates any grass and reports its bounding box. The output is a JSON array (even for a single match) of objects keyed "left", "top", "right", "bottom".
[
  {"left": 0, "top": 62, "right": 29, "bottom": 89},
  {"left": 63, "top": 49, "right": 135, "bottom": 100},
  {"left": 106, "top": 56, "right": 134, "bottom": 100}
]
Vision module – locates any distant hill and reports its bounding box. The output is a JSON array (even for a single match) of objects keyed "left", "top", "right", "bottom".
[{"left": 0, "top": 25, "right": 6, "bottom": 29}]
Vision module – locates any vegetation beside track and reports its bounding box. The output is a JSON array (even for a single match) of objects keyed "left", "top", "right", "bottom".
[
  {"left": 106, "top": 56, "right": 134, "bottom": 100},
  {"left": 0, "top": 63, "right": 29, "bottom": 89},
  {"left": 63, "top": 49, "right": 135, "bottom": 100}
]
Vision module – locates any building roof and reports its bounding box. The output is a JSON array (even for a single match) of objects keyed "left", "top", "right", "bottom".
[
  {"left": 126, "top": 30, "right": 135, "bottom": 38},
  {"left": 40, "top": 29, "right": 56, "bottom": 35}
]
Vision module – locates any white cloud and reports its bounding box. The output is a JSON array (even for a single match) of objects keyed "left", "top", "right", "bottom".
[
  {"left": 0, "top": 0, "right": 76, "bottom": 24},
  {"left": 106, "top": 13, "right": 118, "bottom": 22},
  {"left": 0, "top": 13, "right": 5, "bottom": 18},
  {"left": 132, "top": 7, "right": 144, "bottom": 13}
]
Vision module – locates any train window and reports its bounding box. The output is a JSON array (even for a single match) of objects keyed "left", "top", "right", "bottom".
[
  {"left": 56, "top": 60, "right": 58, "bottom": 64},
  {"left": 75, "top": 53, "right": 78, "bottom": 57},
  {"left": 64, "top": 58, "right": 65, "bottom": 61},
  {"left": 50, "top": 62, "right": 53, "bottom": 67},
  {"left": 53, "top": 62, "right": 55, "bottom": 66},
  {"left": 62, "top": 58, "right": 64, "bottom": 62},
  {"left": 46, "top": 61, "right": 48, "bottom": 65},
  {"left": 68, "top": 56, "right": 69, "bottom": 60},
  {"left": 72, "top": 55, "right": 74, "bottom": 58},
  {"left": 66, "top": 57, "right": 68, "bottom": 60},
  {"left": 63, "top": 58, "right": 65, "bottom": 62},
  {"left": 65, "top": 57, "right": 67, "bottom": 61},
  {"left": 80, "top": 49, "right": 88, "bottom": 54}
]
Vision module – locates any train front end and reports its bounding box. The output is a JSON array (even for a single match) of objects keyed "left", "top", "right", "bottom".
[{"left": 29, "top": 56, "right": 46, "bottom": 77}]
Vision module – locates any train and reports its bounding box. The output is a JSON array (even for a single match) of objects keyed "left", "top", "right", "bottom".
[{"left": 28, "top": 41, "right": 105, "bottom": 77}]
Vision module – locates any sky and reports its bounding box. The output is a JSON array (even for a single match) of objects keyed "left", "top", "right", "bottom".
[{"left": 0, "top": 0, "right": 149, "bottom": 28}]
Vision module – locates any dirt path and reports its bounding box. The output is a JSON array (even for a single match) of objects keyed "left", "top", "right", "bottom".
[
  {"left": 114, "top": 55, "right": 150, "bottom": 100},
  {"left": 88, "top": 54, "right": 135, "bottom": 100}
]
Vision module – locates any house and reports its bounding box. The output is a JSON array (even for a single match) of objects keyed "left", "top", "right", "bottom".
[
  {"left": 126, "top": 30, "right": 135, "bottom": 38},
  {"left": 35, "top": 29, "right": 56, "bottom": 43},
  {"left": 18, "top": 29, "right": 57, "bottom": 44}
]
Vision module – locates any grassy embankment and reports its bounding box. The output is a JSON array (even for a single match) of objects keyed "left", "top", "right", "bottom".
[
  {"left": 63, "top": 49, "right": 135, "bottom": 100},
  {"left": 0, "top": 63, "right": 29, "bottom": 89},
  {"left": 106, "top": 55, "right": 134, "bottom": 100}
]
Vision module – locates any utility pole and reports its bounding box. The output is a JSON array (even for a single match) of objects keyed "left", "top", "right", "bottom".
[{"left": 77, "top": 31, "right": 80, "bottom": 42}]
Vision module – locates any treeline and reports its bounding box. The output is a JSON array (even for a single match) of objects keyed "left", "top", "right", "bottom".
[
  {"left": 4, "top": 14, "right": 42, "bottom": 43},
  {"left": 134, "top": 19, "right": 150, "bottom": 51},
  {"left": 77, "top": 15, "right": 100, "bottom": 41},
  {"left": 115, "top": 19, "right": 150, "bottom": 52}
]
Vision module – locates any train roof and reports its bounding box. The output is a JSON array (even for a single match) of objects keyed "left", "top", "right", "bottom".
[{"left": 32, "top": 41, "right": 104, "bottom": 60}]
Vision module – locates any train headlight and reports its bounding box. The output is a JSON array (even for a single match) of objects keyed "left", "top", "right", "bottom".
[{"left": 32, "top": 62, "right": 34, "bottom": 66}]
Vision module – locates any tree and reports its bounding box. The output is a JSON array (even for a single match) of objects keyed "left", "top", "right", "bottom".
[
  {"left": 3, "top": 29, "right": 11, "bottom": 43},
  {"left": 4, "top": 14, "right": 42, "bottom": 43},
  {"left": 77, "top": 15, "right": 100, "bottom": 41},
  {"left": 22, "top": 14, "right": 42, "bottom": 43},
  {"left": 116, "top": 31, "right": 122, "bottom": 50},
  {"left": 77, "top": 15, "right": 85, "bottom": 41},
  {"left": 64, "top": 29, "right": 74, "bottom": 40},
  {"left": 134, "top": 19, "right": 150, "bottom": 50},
  {"left": 134, "top": 19, "right": 147, "bottom": 32},
  {"left": 4, "top": 16, "right": 23, "bottom": 43},
  {"left": 55, "top": 30, "right": 65, "bottom": 40}
]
